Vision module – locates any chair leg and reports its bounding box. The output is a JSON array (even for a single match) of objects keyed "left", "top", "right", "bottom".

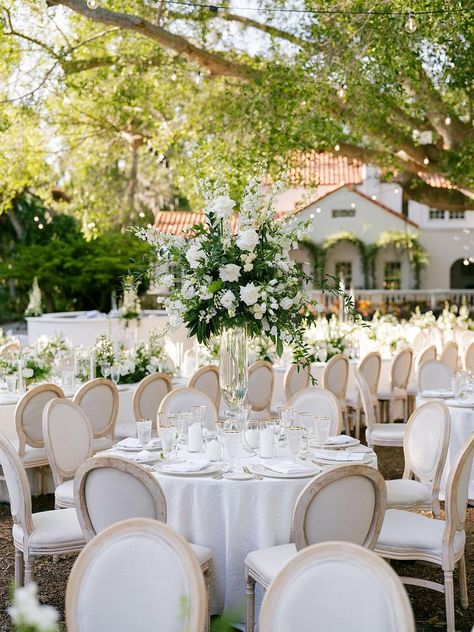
[
  {"left": 246, "top": 573, "right": 256, "bottom": 632},
  {"left": 458, "top": 555, "right": 469, "bottom": 609},
  {"left": 444, "top": 570, "right": 455, "bottom": 632},
  {"left": 24, "top": 555, "right": 34, "bottom": 584},
  {"left": 14, "top": 549, "right": 24, "bottom": 587},
  {"left": 354, "top": 408, "right": 361, "bottom": 440},
  {"left": 204, "top": 570, "right": 212, "bottom": 632}
]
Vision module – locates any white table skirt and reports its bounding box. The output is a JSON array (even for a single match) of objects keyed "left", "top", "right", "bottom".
[{"left": 416, "top": 395, "right": 474, "bottom": 503}]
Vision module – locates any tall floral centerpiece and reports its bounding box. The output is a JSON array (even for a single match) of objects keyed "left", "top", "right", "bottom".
[{"left": 135, "top": 177, "right": 354, "bottom": 414}]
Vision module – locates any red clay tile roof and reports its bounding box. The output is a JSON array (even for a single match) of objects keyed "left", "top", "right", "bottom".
[
  {"left": 154, "top": 211, "right": 239, "bottom": 234},
  {"left": 286, "top": 151, "right": 363, "bottom": 186}
]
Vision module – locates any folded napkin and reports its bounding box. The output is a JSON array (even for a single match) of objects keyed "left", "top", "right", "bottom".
[
  {"left": 260, "top": 460, "right": 317, "bottom": 475},
  {"left": 103, "top": 449, "right": 154, "bottom": 462},
  {"left": 325, "top": 435, "right": 355, "bottom": 446},
  {"left": 115, "top": 437, "right": 142, "bottom": 449},
  {"left": 422, "top": 389, "right": 453, "bottom": 398},
  {"left": 312, "top": 449, "right": 366, "bottom": 462},
  {"left": 161, "top": 460, "right": 210, "bottom": 473}
]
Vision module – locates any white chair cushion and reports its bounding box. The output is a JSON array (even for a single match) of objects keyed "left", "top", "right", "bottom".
[
  {"left": 189, "top": 543, "right": 213, "bottom": 567},
  {"left": 406, "top": 382, "right": 417, "bottom": 396},
  {"left": 93, "top": 437, "right": 114, "bottom": 452},
  {"left": 245, "top": 543, "right": 296, "bottom": 585},
  {"left": 13, "top": 508, "right": 85, "bottom": 550},
  {"left": 368, "top": 424, "right": 405, "bottom": 442},
  {"left": 10, "top": 440, "right": 48, "bottom": 466},
  {"left": 386, "top": 479, "right": 431, "bottom": 509},
  {"left": 345, "top": 391, "right": 359, "bottom": 407},
  {"left": 377, "top": 387, "right": 407, "bottom": 400},
  {"left": 376, "top": 509, "right": 465, "bottom": 559},
  {"left": 55, "top": 479, "right": 75, "bottom": 507}
]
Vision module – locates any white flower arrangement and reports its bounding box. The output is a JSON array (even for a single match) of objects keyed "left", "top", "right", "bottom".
[
  {"left": 8, "top": 583, "right": 58, "bottom": 632},
  {"left": 24, "top": 278, "right": 43, "bottom": 318},
  {"left": 134, "top": 176, "right": 356, "bottom": 369},
  {"left": 119, "top": 276, "right": 142, "bottom": 322}
]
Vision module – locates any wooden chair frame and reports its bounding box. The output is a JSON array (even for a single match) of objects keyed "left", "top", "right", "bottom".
[
  {"left": 378, "top": 348, "right": 412, "bottom": 423},
  {"left": 246, "top": 360, "right": 274, "bottom": 412},
  {"left": 287, "top": 386, "right": 342, "bottom": 436},
  {"left": 132, "top": 372, "right": 172, "bottom": 422},
  {"left": 73, "top": 378, "right": 119, "bottom": 442},
  {"left": 187, "top": 365, "right": 220, "bottom": 409},
  {"left": 322, "top": 354, "right": 349, "bottom": 432},
  {"left": 463, "top": 340, "right": 474, "bottom": 372},
  {"left": 283, "top": 364, "right": 310, "bottom": 402},
  {"left": 440, "top": 341, "right": 459, "bottom": 374},
  {"left": 66, "top": 518, "right": 207, "bottom": 632},
  {"left": 347, "top": 352, "right": 381, "bottom": 439}
]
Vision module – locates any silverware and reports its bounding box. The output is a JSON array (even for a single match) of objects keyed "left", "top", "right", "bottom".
[
  {"left": 212, "top": 472, "right": 224, "bottom": 480},
  {"left": 243, "top": 465, "right": 263, "bottom": 480}
]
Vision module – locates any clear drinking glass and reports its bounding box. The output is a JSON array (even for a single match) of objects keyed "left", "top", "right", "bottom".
[
  {"left": 259, "top": 423, "right": 276, "bottom": 459},
  {"left": 204, "top": 431, "right": 222, "bottom": 462},
  {"left": 111, "top": 364, "right": 121, "bottom": 386},
  {"left": 100, "top": 362, "right": 111, "bottom": 379},
  {"left": 220, "top": 327, "right": 248, "bottom": 418},
  {"left": 451, "top": 376, "right": 461, "bottom": 398},
  {"left": 176, "top": 410, "right": 193, "bottom": 445},
  {"left": 136, "top": 418, "right": 152, "bottom": 447},
  {"left": 314, "top": 416, "right": 331, "bottom": 448},
  {"left": 159, "top": 423, "right": 177, "bottom": 459},
  {"left": 6, "top": 374, "right": 17, "bottom": 392},
  {"left": 244, "top": 420, "right": 261, "bottom": 450},
  {"left": 222, "top": 429, "right": 241, "bottom": 470},
  {"left": 296, "top": 412, "right": 316, "bottom": 449},
  {"left": 286, "top": 426, "right": 303, "bottom": 462},
  {"left": 318, "top": 347, "right": 328, "bottom": 363}
]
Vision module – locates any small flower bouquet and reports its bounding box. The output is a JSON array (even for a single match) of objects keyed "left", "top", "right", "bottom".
[
  {"left": 36, "top": 334, "right": 73, "bottom": 365},
  {"left": 8, "top": 583, "right": 58, "bottom": 632},
  {"left": 0, "top": 348, "right": 51, "bottom": 385},
  {"left": 119, "top": 275, "right": 142, "bottom": 322},
  {"left": 134, "top": 176, "right": 356, "bottom": 371}
]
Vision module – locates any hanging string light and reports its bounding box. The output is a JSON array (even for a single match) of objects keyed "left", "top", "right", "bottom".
[
  {"left": 405, "top": 11, "right": 417, "bottom": 32},
  {"left": 87, "top": 0, "right": 98, "bottom": 9}
]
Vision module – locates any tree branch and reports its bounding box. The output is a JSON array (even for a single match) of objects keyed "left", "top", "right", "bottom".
[
  {"left": 397, "top": 172, "right": 474, "bottom": 211},
  {"left": 3, "top": 6, "right": 59, "bottom": 58},
  {"left": 47, "top": 0, "right": 256, "bottom": 80}
]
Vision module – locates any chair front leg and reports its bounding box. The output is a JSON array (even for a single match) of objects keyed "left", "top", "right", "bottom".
[
  {"left": 245, "top": 571, "right": 256, "bottom": 632},
  {"left": 24, "top": 554, "right": 34, "bottom": 585},
  {"left": 444, "top": 570, "right": 455, "bottom": 632},
  {"left": 204, "top": 567, "right": 212, "bottom": 632},
  {"left": 14, "top": 549, "right": 24, "bottom": 587},
  {"left": 458, "top": 555, "right": 469, "bottom": 609}
]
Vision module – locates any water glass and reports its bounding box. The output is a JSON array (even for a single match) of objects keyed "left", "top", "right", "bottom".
[
  {"left": 317, "top": 347, "right": 328, "bottom": 363},
  {"left": 6, "top": 374, "right": 17, "bottom": 392},
  {"left": 278, "top": 405, "right": 294, "bottom": 428},
  {"left": 204, "top": 431, "right": 222, "bottom": 462},
  {"left": 176, "top": 410, "right": 193, "bottom": 445},
  {"left": 451, "top": 376, "right": 461, "bottom": 398},
  {"left": 236, "top": 403, "right": 252, "bottom": 425},
  {"left": 111, "top": 364, "right": 121, "bottom": 385},
  {"left": 222, "top": 429, "right": 241, "bottom": 470},
  {"left": 100, "top": 362, "right": 111, "bottom": 379},
  {"left": 314, "top": 416, "right": 331, "bottom": 448},
  {"left": 136, "top": 418, "right": 152, "bottom": 447},
  {"left": 286, "top": 426, "right": 303, "bottom": 462},
  {"left": 244, "top": 420, "right": 261, "bottom": 450},
  {"left": 191, "top": 405, "right": 207, "bottom": 426},
  {"left": 61, "top": 369, "right": 75, "bottom": 392},
  {"left": 296, "top": 412, "right": 316, "bottom": 449},
  {"left": 188, "top": 419, "right": 203, "bottom": 453},
  {"left": 259, "top": 424, "right": 276, "bottom": 459},
  {"left": 160, "top": 424, "right": 177, "bottom": 459}
]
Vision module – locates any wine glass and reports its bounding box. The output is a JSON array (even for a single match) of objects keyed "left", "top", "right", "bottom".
[
  {"left": 100, "top": 362, "right": 111, "bottom": 379},
  {"left": 111, "top": 364, "right": 121, "bottom": 386}
]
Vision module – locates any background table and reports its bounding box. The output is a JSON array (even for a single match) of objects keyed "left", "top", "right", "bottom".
[{"left": 416, "top": 395, "right": 474, "bottom": 503}]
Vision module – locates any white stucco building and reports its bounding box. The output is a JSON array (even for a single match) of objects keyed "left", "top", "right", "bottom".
[{"left": 154, "top": 153, "right": 474, "bottom": 292}]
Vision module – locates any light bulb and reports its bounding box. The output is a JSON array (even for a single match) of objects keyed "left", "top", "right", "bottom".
[
  {"left": 463, "top": 258, "right": 469, "bottom": 266},
  {"left": 309, "top": 213, "right": 315, "bottom": 219},
  {"left": 371, "top": 194, "right": 377, "bottom": 200},
  {"left": 405, "top": 12, "right": 417, "bottom": 33},
  {"left": 87, "top": 0, "right": 98, "bottom": 9},
  {"left": 350, "top": 202, "right": 356, "bottom": 208},
  {"left": 445, "top": 116, "right": 451, "bottom": 126},
  {"left": 334, "top": 144, "right": 340, "bottom": 152},
  {"left": 316, "top": 207, "right": 322, "bottom": 214},
  {"left": 423, "top": 157, "right": 429, "bottom": 165},
  {"left": 337, "top": 86, "right": 346, "bottom": 99}
]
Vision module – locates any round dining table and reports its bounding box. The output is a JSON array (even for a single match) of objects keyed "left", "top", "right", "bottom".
[
  {"left": 416, "top": 393, "right": 474, "bottom": 503},
  {"left": 149, "top": 444, "right": 377, "bottom": 625}
]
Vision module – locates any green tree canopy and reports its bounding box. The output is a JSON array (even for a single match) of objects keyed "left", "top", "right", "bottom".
[{"left": 1, "top": 0, "right": 473, "bottom": 227}]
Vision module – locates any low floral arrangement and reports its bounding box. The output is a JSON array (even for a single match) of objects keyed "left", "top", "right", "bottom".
[
  {"left": 8, "top": 583, "right": 58, "bottom": 632},
  {"left": 408, "top": 306, "right": 437, "bottom": 330},
  {"left": 134, "top": 176, "right": 356, "bottom": 371},
  {"left": 305, "top": 315, "right": 359, "bottom": 361},
  {"left": 36, "top": 334, "right": 72, "bottom": 364},
  {"left": 0, "top": 348, "right": 51, "bottom": 384},
  {"left": 437, "top": 303, "right": 473, "bottom": 331}
]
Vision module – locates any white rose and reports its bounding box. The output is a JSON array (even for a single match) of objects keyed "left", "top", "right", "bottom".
[
  {"left": 219, "top": 264, "right": 241, "bottom": 283},
  {"left": 185, "top": 242, "right": 206, "bottom": 269},
  {"left": 243, "top": 263, "right": 253, "bottom": 272},
  {"left": 240, "top": 282, "right": 259, "bottom": 306},
  {"left": 221, "top": 290, "right": 236, "bottom": 309},
  {"left": 209, "top": 195, "right": 236, "bottom": 219},
  {"left": 23, "top": 368, "right": 34, "bottom": 379},
  {"left": 237, "top": 228, "right": 259, "bottom": 252},
  {"left": 280, "top": 297, "right": 293, "bottom": 310}
]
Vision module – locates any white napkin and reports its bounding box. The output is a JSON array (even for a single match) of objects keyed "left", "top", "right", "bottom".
[
  {"left": 260, "top": 460, "right": 317, "bottom": 475},
  {"left": 103, "top": 449, "right": 154, "bottom": 462},
  {"left": 161, "top": 460, "right": 210, "bottom": 473},
  {"left": 325, "top": 435, "right": 355, "bottom": 446},
  {"left": 422, "top": 389, "right": 453, "bottom": 398},
  {"left": 313, "top": 449, "right": 366, "bottom": 462}
]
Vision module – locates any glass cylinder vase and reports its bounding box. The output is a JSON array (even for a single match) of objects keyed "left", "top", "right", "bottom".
[{"left": 219, "top": 326, "right": 248, "bottom": 417}]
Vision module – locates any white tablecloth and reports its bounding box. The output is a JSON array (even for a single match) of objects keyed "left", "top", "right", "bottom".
[
  {"left": 152, "top": 445, "right": 377, "bottom": 624},
  {"left": 416, "top": 395, "right": 474, "bottom": 503}
]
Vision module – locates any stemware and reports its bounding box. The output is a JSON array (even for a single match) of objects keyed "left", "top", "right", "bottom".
[
  {"left": 100, "top": 362, "right": 111, "bottom": 379},
  {"left": 222, "top": 428, "right": 241, "bottom": 470},
  {"left": 111, "top": 364, "right": 121, "bottom": 386}
]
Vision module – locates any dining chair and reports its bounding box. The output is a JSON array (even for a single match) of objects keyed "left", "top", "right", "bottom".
[
  {"left": 406, "top": 345, "right": 437, "bottom": 415},
  {"left": 14, "top": 383, "right": 65, "bottom": 492},
  {"left": 0, "top": 340, "right": 20, "bottom": 356},
  {"left": 0, "top": 431, "right": 85, "bottom": 587},
  {"left": 132, "top": 372, "right": 172, "bottom": 422},
  {"left": 187, "top": 365, "right": 220, "bottom": 410},
  {"left": 287, "top": 386, "right": 342, "bottom": 436},
  {"left": 375, "top": 433, "right": 474, "bottom": 632},
  {"left": 346, "top": 351, "right": 382, "bottom": 439},
  {"left": 66, "top": 518, "right": 207, "bottom": 632},
  {"left": 440, "top": 341, "right": 459, "bottom": 374},
  {"left": 377, "top": 348, "right": 412, "bottom": 423},
  {"left": 356, "top": 369, "right": 405, "bottom": 448},
  {"left": 259, "top": 541, "right": 415, "bottom": 632},
  {"left": 463, "top": 340, "right": 474, "bottom": 372},
  {"left": 283, "top": 364, "right": 310, "bottom": 402},
  {"left": 73, "top": 378, "right": 118, "bottom": 452},
  {"left": 158, "top": 387, "right": 218, "bottom": 431},
  {"left": 43, "top": 399, "right": 93, "bottom": 509},
  {"left": 412, "top": 330, "right": 431, "bottom": 354},
  {"left": 245, "top": 465, "right": 386, "bottom": 631},
  {"left": 74, "top": 456, "right": 213, "bottom": 630},
  {"left": 417, "top": 359, "right": 453, "bottom": 393},
  {"left": 321, "top": 354, "right": 350, "bottom": 433},
  {"left": 385, "top": 401, "right": 450, "bottom": 517},
  {"left": 246, "top": 360, "right": 274, "bottom": 418}
]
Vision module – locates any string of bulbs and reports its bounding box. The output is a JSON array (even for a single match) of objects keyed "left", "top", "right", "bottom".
[{"left": 83, "top": 1, "right": 472, "bottom": 33}]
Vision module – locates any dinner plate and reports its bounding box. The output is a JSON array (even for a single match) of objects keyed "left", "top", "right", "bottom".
[
  {"left": 222, "top": 471, "right": 254, "bottom": 481},
  {"left": 114, "top": 443, "right": 162, "bottom": 452},
  {"left": 249, "top": 463, "right": 320, "bottom": 479},
  {"left": 446, "top": 399, "right": 474, "bottom": 409},
  {"left": 154, "top": 462, "right": 220, "bottom": 476},
  {"left": 312, "top": 453, "right": 373, "bottom": 466},
  {"left": 322, "top": 437, "right": 360, "bottom": 449},
  {"left": 421, "top": 390, "right": 454, "bottom": 399}
]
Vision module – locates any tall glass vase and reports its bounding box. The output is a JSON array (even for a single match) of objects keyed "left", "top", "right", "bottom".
[{"left": 219, "top": 326, "right": 248, "bottom": 418}]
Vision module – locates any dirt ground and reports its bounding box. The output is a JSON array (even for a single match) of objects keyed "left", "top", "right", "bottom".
[{"left": 0, "top": 446, "right": 473, "bottom": 631}]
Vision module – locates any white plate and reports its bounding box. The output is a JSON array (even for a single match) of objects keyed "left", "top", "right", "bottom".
[
  {"left": 421, "top": 390, "right": 454, "bottom": 399},
  {"left": 154, "top": 462, "right": 220, "bottom": 477},
  {"left": 250, "top": 463, "right": 320, "bottom": 479},
  {"left": 222, "top": 471, "right": 254, "bottom": 481},
  {"left": 322, "top": 437, "right": 360, "bottom": 449},
  {"left": 447, "top": 399, "right": 474, "bottom": 409},
  {"left": 114, "top": 443, "right": 162, "bottom": 452},
  {"left": 312, "top": 454, "right": 372, "bottom": 466}
]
